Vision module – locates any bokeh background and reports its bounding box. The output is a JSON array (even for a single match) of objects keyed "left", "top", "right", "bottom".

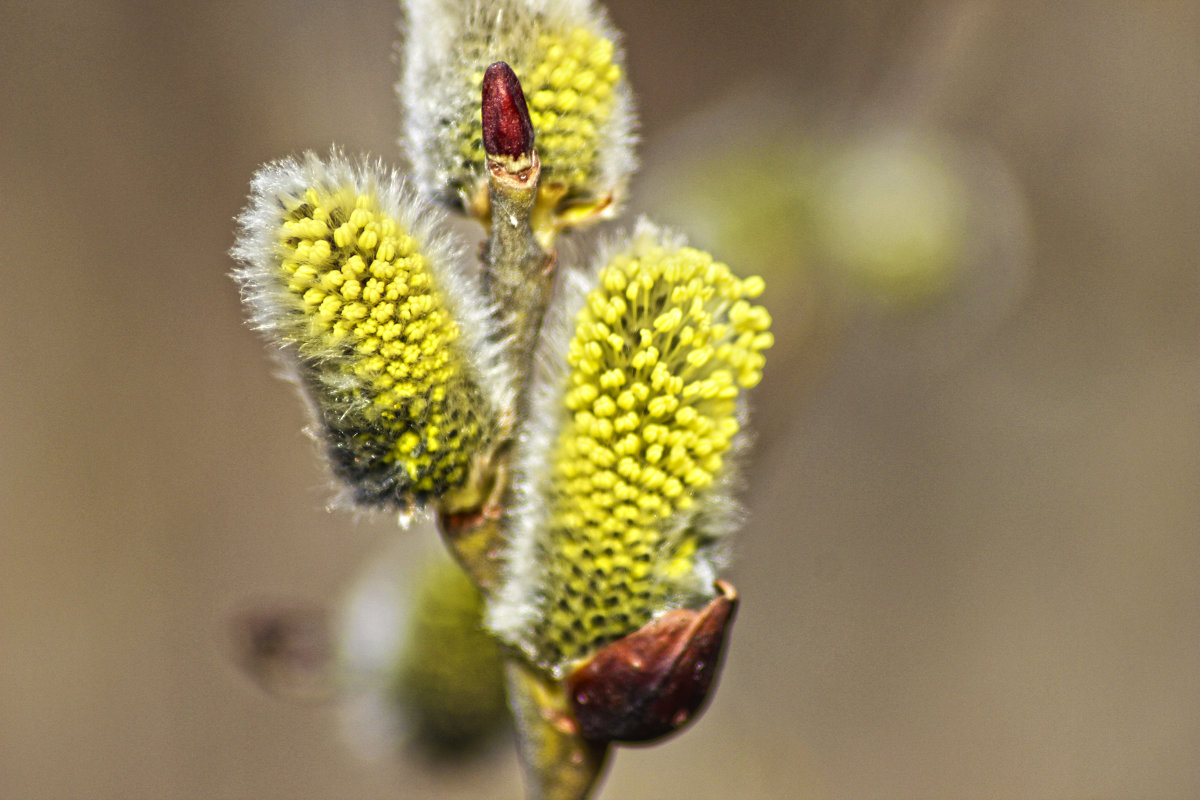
[{"left": 2, "top": 2, "right": 1197, "bottom": 798}]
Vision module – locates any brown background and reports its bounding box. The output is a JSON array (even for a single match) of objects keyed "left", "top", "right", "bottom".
[{"left": 2, "top": 2, "right": 1198, "bottom": 798}]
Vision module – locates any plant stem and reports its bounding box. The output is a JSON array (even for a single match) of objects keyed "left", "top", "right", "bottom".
[
  {"left": 443, "top": 61, "right": 603, "bottom": 800},
  {"left": 482, "top": 149, "right": 556, "bottom": 406},
  {"left": 506, "top": 659, "right": 611, "bottom": 800}
]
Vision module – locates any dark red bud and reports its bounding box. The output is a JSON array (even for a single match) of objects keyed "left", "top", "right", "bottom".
[
  {"left": 482, "top": 62, "right": 535, "bottom": 160},
  {"left": 565, "top": 581, "right": 739, "bottom": 744}
]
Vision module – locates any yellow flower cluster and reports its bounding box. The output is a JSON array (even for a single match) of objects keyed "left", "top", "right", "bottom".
[
  {"left": 533, "top": 240, "right": 772, "bottom": 665},
  {"left": 278, "top": 186, "right": 485, "bottom": 505},
  {"left": 456, "top": 25, "right": 622, "bottom": 198}
]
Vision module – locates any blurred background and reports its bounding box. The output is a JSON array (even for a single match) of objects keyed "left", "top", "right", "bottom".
[{"left": 2, "top": 1, "right": 1197, "bottom": 798}]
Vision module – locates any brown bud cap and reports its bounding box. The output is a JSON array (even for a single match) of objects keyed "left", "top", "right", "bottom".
[
  {"left": 565, "top": 581, "right": 739, "bottom": 744},
  {"left": 482, "top": 62, "right": 535, "bottom": 161}
]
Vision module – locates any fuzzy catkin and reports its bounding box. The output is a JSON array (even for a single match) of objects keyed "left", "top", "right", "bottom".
[
  {"left": 232, "top": 151, "right": 511, "bottom": 510},
  {"left": 490, "top": 220, "right": 773, "bottom": 671},
  {"left": 401, "top": 0, "right": 636, "bottom": 212}
]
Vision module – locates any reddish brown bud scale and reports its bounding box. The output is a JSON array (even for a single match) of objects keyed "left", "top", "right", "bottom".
[
  {"left": 565, "top": 581, "right": 739, "bottom": 744},
  {"left": 482, "top": 62, "right": 535, "bottom": 160}
]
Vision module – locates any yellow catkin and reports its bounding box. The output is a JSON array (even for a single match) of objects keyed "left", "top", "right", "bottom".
[
  {"left": 279, "top": 186, "right": 484, "bottom": 506},
  {"left": 454, "top": 25, "right": 621, "bottom": 197},
  {"left": 535, "top": 244, "right": 772, "bottom": 665}
]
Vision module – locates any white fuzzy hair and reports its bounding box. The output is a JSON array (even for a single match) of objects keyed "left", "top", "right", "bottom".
[
  {"left": 486, "top": 219, "right": 750, "bottom": 667},
  {"left": 398, "top": 0, "right": 637, "bottom": 212},
  {"left": 231, "top": 148, "right": 515, "bottom": 509}
]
